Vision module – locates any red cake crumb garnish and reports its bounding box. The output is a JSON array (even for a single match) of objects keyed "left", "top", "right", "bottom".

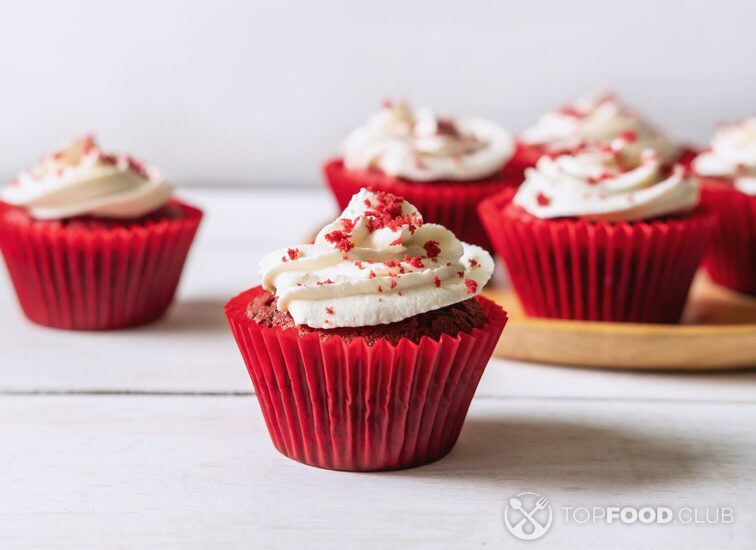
[
  {"left": 316, "top": 279, "right": 335, "bottom": 286},
  {"left": 445, "top": 262, "right": 452, "bottom": 267},
  {"left": 325, "top": 307, "right": 335, "bottom": 315},
  {"left": 618, "top": 130, "right": 638, "bottom": 143},
  {"left": 287, "top": 248, "right": 300, "bottom": 260},
  {"left": 364, "top": 199, "right": 372, "bottom": 208},
  {"left": 390, "top": 280, "right": 398, "bottom": 290},
  {"left": 98, "top": 151, "right": 118, "bottom": 165},
  {"left": 404, "top": 256, "right": 424, "bottom": 269},
  {"left": 378, "top": 285, "right": 383, "bottom": 293},
  {"left": 434, "top": 276, "right": 441, "bottom": 288},
  {"left": 354, "top": 260, "right": 364, "bottom": 269},
  {"left": 536, "top": 192, "right": 551, "bottom": 207},
  {"left": 465, "top": 279, "right": 478, "bottom": 294},
  {"left": 423, "top": 240, "right": 441, "bottom": 259},
  {"left": 363, "top": 190, "right": 421, "bottom": 234},
  {"left": 457, "top": 271, "right": 464, "bottom": 278},
  {"left": 390, "top": 236, "right": 403, "bottom": 246},
  {"left": 398, "top": 291, "right": 404, "bottom": 296},
  {"left": 126, "top": 156, "right": 149, "bottom": 179},
  {"left": 324, "top": 230, "right": 354, "bottom": 252},
  {"left": 383, "top": 259, "right": 401, "bottom": 268},
  {"left": 469, "top": 258, "right": 478, "bottom": 267},
  {"left": 368, "top": 271, "right": 377, "bottom": 279},
  {"left": 436, "top": 117, "right": 460, "bottom": 137},
  {"left": 281, "top": 256, "right": 288, "bottom": 262},
  {"left": 341, "top": 218, "right": 356, "bottom": 233}
]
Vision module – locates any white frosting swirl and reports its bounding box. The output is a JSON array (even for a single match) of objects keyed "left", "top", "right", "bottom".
[
  {"left": 1, "top": 136, "right": 173, "bottom": 219},
  {"left": 341, "top": 101, "right": 514, "bottom": 181},
  {"left": 259, "top": 189, "right": 494, "bottom": 329},
  {"left": 521, "top": 92, "right": 680, "bottom": 164},
  {"left": 693, "top": 117, "right": 756, "bottom": 196},
  {"left": 513, "top": 144, "right": 699, "bottom": 222}
]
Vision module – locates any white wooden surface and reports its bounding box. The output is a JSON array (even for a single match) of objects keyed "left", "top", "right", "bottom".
[{"left": 1, "top": 188, "right": 755, "bottom": 549}]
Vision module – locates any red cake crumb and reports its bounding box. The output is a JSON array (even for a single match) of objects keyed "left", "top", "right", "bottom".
[
  {"left": 287, "top": 248, "right": 300, "bottom": 260},
  {"left": 390, "top": 280, "right": 398, "bottom": 290},
  {"left": 325, "top": 307, "right": 335, "bottom": 315},
  {"left": 423, "top": 240, "right": 441, "bottom": 259},
  {"left": 469, "top": 258, "right": 478, "bottom": 267},
  {"left": 362, "top": 190, "right": 421, "bottom": 234},
  {"left": 536, "top": 192, "right": 551, "bottom": 207},
  {"left": 341, "top": 218, "right": 356, "bottom": 233},
  {"left": 324, "top": 230, "right": 354, "bottom": 252},
  {"left": 316, "top": 279, "right": 335, "bottom": 285},
  {"left": 465, "top": 279, "right": 478, "bottom": 294},
  {"left": 434, "top": 276, "right": 441, "bottom": 288},
  {"left": 354, "top": 260, "right": 364, "bottom": 269},
  {"left": 246, "top": 291, "right": 487, "bottom": 346},
  {"left": 405, "top": 256, "right": 424, "bottom": 269}
]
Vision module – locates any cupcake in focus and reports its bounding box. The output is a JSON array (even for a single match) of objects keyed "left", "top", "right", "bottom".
[
  {"left": 693, "top": 118, "right": 756, "bottom": 294},
  {"left": 0, "top": 136, "right": 202, "bottom": 330},
  {"left": 225, "top": 188, "right": 507, "bottom": 471},
  {"left": 323, "top": 100, "right": 518, "bottom": 250},
  {"left": 516, "top": 92, "right": 682, "bottom": 170},
  {"left": 479, "top": 140, "right": 713, "bottom": 323}
]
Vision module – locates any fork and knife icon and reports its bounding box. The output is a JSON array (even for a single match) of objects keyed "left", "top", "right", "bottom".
[{"left": 508, "top": 495, "right": 551, "bottom": 536}]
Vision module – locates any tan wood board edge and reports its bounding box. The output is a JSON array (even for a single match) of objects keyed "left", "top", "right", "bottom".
[{"left": 483, "top": 273, "right": 756, "bottom": 370}]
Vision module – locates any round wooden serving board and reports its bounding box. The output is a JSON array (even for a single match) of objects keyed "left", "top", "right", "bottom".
[{"left": 483, "top": 272, "right": 756, "bottom": 370}]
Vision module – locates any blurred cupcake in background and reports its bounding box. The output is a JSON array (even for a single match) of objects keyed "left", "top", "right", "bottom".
[
  {"left": 479, "top": 139, "right": 713, "bottom": 323},
  {"left": 323, "top": 100, "right": 518, "bottom": 250},
  {"left": 693, "top": 118, "right": 756, "bottom": 294},
  {"left": 0, "top": 136, "right": 202, "bottom": 330},
  {"left": 515, "top": 92, "right": 683, "bottom": 171},
  {"left": 225, "top": 188, "right": 507, "bottom": 471}
]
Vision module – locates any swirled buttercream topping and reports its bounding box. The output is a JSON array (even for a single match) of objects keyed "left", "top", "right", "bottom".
[
  {"left": 521, "top": 92, "right": 680, "bottom": 163},
  {"left": 513, "top": 142, "right": 699, "bottom": 222},
  {"left": 2, "top": 136, "right": 173, "bottom": 219},
  {"left": 341, "top": 101, "right": 514, "bottom": 181},
  {"left": 259, "top": 188, "right": 494, "bottom": 328},
  {"left": 693, "top": 117, "right": 756, "bottom": 196}
]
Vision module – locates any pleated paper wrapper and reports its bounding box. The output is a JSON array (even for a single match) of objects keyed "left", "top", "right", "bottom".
[
  {"left": 700, "top": 178, "right": 756, "bottom": 294},
  {"left": 0, "top": 200, "right": 202, "bottom": 330},
  {"left": 479, "top": 188, "right": 714, "bottom": 323},
  {"left": 225, "top": 286, "right": 508, "bottom": 472}
]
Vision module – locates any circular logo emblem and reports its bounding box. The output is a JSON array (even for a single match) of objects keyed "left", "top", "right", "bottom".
[{"left": 503, "top": 491, "right": 553, "bottom": 541}]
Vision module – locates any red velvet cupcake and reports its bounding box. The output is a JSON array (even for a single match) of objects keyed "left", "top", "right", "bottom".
[
  {"left": 225, "top": 188, "right": 507, "bottom": 471},
  {"left": 0, "top": 136, "right": 202, "bottom": 330},
  {"left": 479, "top": 141, "right": 714, "bottom": 323},
  {"left": 323, "top": 101, "right": 520, "bottom": 250},
  {"left": 692, "top": 118, "right": 756, "bottom": 294},
  {"left": 517, "top": 92, "right": 683, "bottom": 169}
]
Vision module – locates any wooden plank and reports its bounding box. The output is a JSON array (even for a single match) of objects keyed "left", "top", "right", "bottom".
[
  {"left": 1, "top": 189, "right": 755, "bottom": 399},
  {"left": 0, "top": 395, "right": 753, "bottom": 549}
]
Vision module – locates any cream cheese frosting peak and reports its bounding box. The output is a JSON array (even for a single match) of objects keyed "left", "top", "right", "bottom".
[
  {"left": 521, "top": 92, "right": 680, "bottom": 164},
  {"left": 2, "top": 136, "right": 173, "bottom": 220},
  {"left": 693, "top": 117, "right": 756, "bottom": 196},
  {"left": 513, "top": 143, "right": 699, "bottom": 222},
  {"left": 341, "top": 100, "right": 514, "bottom": 182},
  {"left": 259, "top": 188, "right": 494, "bottom": 328}
]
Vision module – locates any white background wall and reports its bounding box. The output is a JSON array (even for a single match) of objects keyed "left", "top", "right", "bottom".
[{"left": 0, "top": 0, "right": 754, "bottom": 187}]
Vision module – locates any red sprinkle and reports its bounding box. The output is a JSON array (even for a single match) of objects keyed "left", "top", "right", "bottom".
[
  {"left": 536, "top": 192, "right": 551, "bottom": 207},
  {"left": 324, "top": 230, "right": 354, "bottom": 252},
  {"left": 423, "top": 240, "right": 441, "bottom": 259},
  {"left": 465, "top": 279, "right": 478, "bottom": 294},
  {"left": 287, "top": 248, "right": 300, "bottom": 260},
  {"left": 434, "top": 276, "right": 441, "bottom": 288},
  {"left": 404, "top": 256, "right": 424, "bottom": 269}
]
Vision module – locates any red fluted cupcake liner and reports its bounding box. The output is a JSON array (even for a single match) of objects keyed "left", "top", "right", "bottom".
[
  {"left": 0, "top": 200, "right": 202, "bottom": 330},
  {"left": 323, "top": 159, "right": 523, "bottom": 251},
  {"left": 699, "top": 178, "right": 756, "bottom": 294},
  {"left": 479, "top": 189, "right": 714, "bottom": 323},
  {"left": 225, "top": 286, "right": 507, "bottom": 472}
]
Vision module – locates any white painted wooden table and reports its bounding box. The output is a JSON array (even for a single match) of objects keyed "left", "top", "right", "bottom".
[{"left": 1, "top": 188, "right": 754, "bottom": 549}]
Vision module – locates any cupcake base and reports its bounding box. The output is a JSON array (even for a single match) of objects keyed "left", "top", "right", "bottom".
[
  {"left": 479, "top": 189, "right": 714, "bottom": 323},
  {"left": 323, "top": 159, "right": 522, "bottom": 250},
  {"left": 699, "top": 178, "right": 756, "bottom": 294},
  {"left": 225, "top": 286, "right": 507, "bottom": 472},
  {"left": 0, "top": 199, "right": 202, "bottom": 330}
]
